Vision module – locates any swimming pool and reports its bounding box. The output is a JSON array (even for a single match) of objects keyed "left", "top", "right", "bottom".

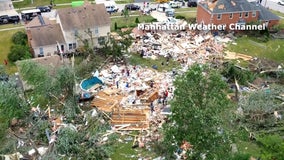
[{"left": 80, "top": 76, "right": 103, "bottom": 92}]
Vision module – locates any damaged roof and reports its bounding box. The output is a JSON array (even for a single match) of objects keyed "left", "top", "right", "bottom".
[
  {"left": 57, "top": 3, "right": 111, "bottom": 31},
  {"left": 201, "top": 0, "right": 259, "bottom": 13}
]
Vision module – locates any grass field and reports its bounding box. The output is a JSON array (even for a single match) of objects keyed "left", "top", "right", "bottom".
[
  {"left": 175, "top": 7, "right": 197, "bottom": 12},
  {"left": 0, "top": 29, "right": 24, "bottom": 74},
  {"left": 226, "top": 36, "right": 284, "bottom": 63},
  {"left": 111, "top": 11, "right": 140, "bottom": 17},
  {"left": 0, "top": 23, "right": 23, "bottom": 30},
  {"left": 115, "top": 0, "right": 134, "bottom": 4},
  {"left": 110, "top": 133, "right": 158, "bottom": 160},
  {"left": 127, "top": 53, "right": 180, "bottom": 72},
  {"left": 111, "top": 15, "right": 156, "bottom": 31},
  {"left": 175, "top": 12, "right": 196, "bottom": 20},
  {"left": 13, "top": 0, "right": 73, "bottom": 9}
]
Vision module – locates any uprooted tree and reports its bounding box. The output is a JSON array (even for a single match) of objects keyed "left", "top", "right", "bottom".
[
  {"left": 237, "top": 84, "right": 284, "bottom": 131},
  {"left": 161, "top": 64, "right": 233, "bottom": 159}
]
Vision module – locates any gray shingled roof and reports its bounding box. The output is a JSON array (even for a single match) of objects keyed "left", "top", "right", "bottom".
[
  {"left": 30, "top": 24, "right": 65, "bottom": 47},
  {"left": 201, "top": 0, "right": 259, "bottom": 13},
  {"left": 252, "top": 2, "right": 280, "bottom": 20},
  {"left": 57, "top": 3, "right": 111, "bottom": 31},
  {"left": 200, "top": 0, "right": 280, "bottom": 21}
]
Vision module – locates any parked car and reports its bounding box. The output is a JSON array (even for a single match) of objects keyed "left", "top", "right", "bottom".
[
  {"left": 106, "top": 5, "right": 119, "bottom": 13},
  {"left": 125, "top": 4, "right": 140, "bottom": 10},
  {"left": 278, "top": 0, "right": 284, "bottom": 5},
  {"left": 168, "top": 1, "right": 182, "bottom": 8},
  {"left": 187, "top": 0, "right": 197, "bottom": 7},
  {"left": 0, "top": 15, "right": 9, "bottom": 24},
  {"left": 9, "top": 15, "right": 20, "bottom": 23},
  {"left": 165, "top": 8, "right": 175, "bottom": 17},
  {"left": 36, "top": 6, "right": 51, "bottom": 12}
]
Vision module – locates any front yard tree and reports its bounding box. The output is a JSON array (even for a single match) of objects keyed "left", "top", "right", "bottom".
[{"left": 163, "top": 64, "right": 232, "bottom": 159}]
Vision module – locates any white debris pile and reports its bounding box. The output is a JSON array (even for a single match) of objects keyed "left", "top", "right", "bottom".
[{"left": 130, "top": 30, "right": 233, "bottom": 67}]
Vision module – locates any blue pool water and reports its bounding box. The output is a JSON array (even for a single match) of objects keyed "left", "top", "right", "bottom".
[{"left": 80, "top": 76, "right": 103, "bottom": 91}]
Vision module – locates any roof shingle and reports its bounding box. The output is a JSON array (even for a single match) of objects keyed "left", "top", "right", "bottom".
[
  {"left": 57, "top": 3, "right": 111, "bottom": 31},
  {"left": 29, "top": 24, "right": 65, "bottom": 47}
]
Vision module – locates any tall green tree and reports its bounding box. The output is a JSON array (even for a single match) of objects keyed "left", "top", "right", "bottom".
[{"left": 162, "top": 64, "right": 232, "bottom": 159}]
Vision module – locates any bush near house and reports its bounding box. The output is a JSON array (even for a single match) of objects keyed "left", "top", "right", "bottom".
[{"left": 8, "top": 31, "right": 31, "bottom": 62}]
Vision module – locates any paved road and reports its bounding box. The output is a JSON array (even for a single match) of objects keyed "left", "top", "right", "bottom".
[{"left": 261, "top": 0, "right": 284, "bottom": 13}]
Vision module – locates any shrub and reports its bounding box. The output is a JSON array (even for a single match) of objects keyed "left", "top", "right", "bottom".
[
  {"left": 135, "top": 17, "right": 140, "bottom": 23},
  {"left": 114, "top": 22, "right": 118, "bottom": 30},
  {"left": 8, "top": 45, "right": 31, "bottom": 62},
  {"left": 175, "top": 15, "right": 186, "bottom": 20},
  {"left": 150, "top": 18, "right": 158, "bottom": 22},
  {"left": 12, "top": 31, "right": 27, "bottom": 45}
]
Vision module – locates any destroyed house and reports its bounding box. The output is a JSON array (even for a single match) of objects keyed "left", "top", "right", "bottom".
[{"left": 197, "top": 0, "right": 280, "bottom": 30}]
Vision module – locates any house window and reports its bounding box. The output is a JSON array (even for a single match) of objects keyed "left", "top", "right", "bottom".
[
  {"left": 217, "top": 14, "right": 222, "bottom": 20},
  {"left": 69, "top": 43, "right": 72, "bottom": 50},
  {"left": 95, "top": 27, "right": 99, "bottom": 34},
  {"left": 239, "top": 13, "right": 242, "bottom": 18},
  {"left": 39, "top": 47, "right": 44, "bottom": 57},
  {"left": 72, "top": 43, "right": 77, "bottom": 49},
  {"left": 229, "top": 13, "right": 233, "bottom": 19},
  {"left": 245, "top": 12, "right": 249, "bottom": 18},
  {"left": 74, "top": 29, "right": 78, "bottom": 37},
  {"left": 98, "top": 37, "right": 105, "bottom": 45},
  {"left": 252, "top": 11, "right": 256, "bottom": 17}
]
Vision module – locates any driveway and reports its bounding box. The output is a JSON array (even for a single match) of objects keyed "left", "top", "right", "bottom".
[{"left": 150, "top": 11, "right": 168, "bottom": 22}]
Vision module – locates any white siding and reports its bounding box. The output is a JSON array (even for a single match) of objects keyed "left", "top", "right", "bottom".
[{"left": 33, "top": 43, "right": 66, "bottom": 58}]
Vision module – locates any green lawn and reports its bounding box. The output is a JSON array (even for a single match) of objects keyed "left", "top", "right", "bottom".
[
  {"left": 13, "top": 0, "right": 74, "bottom": 9},
  {"left": 111, "top": 11, "right": 140, "bottom": 17},
  {"left": 115, "top": 0, "right": 134, "bottom": 4},
  {"left": 175, "top": 7, "right": 197, "bottom": 12},
  {"left": 111, "top": 15, "right": 156, "bottom": 31},
  {"left": 127, "top": 53, "right": 180, "bottom": 72},
  {"left": 175, "top": 12, "right": 196, "bottom": 20},
  {"left": 0, "top": 29, "right": 24, "bottom": 74},
  {"left": 270, "top": 10, "right": 284, "bottom": 18},
  {"left": 0, "top": 23, "right": 23, "bottom": 30},
  {"left": 110, "top": 133, "right": 158, "bottom": 160},
  {"left": 237, "top": 140, "right": 261, "bottom": 157},
  {"left": 226, "top": 36, "right": 284, "bottom": 63}
]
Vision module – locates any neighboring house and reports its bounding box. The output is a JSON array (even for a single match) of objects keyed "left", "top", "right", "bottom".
[
  {"left": 25, "top": 3, "right": 111, "bottom": 58},
  {"left": 197, "top": 0, "right": 280, "bottom": 30},
  {"left": 56, "top": 3, "right": 111, "bottom": 52},
  {"left": 26, "top": 15, "right": 66, "bottom": 57}
]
